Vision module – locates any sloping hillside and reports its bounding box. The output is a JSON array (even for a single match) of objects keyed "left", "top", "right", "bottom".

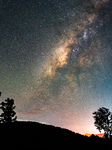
[{"left": 0, "top": 121, "right": 110, "bottom": 149}]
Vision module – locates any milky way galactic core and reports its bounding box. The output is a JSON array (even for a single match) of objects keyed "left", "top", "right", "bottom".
[{"left": 1, "top": 0, "right": 112, "bottom": 134}]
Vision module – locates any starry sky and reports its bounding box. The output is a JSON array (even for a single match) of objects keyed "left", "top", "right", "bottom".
[{"left": 1, "top": 0, "right": 112, "bottom": 134}]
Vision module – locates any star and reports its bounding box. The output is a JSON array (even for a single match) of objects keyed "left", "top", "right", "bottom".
[{"left": 1, "top": 0, "right": 112, "bottom": 135}]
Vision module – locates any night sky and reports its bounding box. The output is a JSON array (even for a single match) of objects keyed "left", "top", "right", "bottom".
[{"left": 1, "top": 0, "right": 112, "bottom": 134}]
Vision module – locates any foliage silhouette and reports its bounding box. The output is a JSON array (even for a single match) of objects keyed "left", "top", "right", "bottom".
[
  {"left": 0, "top": 98, "right": 17, "bottom": 123},
  {"left": 0, "top": 93, "right": 111, "bottom": 148},
  {"left": 0, "top": 121, "right": 111, "bottom": 149},
  {"left": 93, "top": 107, "right": 112, "bottom": 138}
]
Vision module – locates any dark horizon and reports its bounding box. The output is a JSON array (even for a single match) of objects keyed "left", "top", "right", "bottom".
[
  {"left": 1, "top": 0, "right": 112, "bottom": 134},
  {"left": 0, "top": 120, "right": 109, "bottom": 149}
]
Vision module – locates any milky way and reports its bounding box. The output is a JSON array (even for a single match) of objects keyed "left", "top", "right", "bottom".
[{"left": 1, "top": 0, "right": 112, "bottom": 134}]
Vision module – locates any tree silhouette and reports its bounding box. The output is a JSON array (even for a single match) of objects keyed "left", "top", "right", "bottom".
[
  {"left": 0, "top": 98, "right": 17, "bottom": 123},
  {"left": 93, "top": 107, "right": 112, "bottom": 138}
]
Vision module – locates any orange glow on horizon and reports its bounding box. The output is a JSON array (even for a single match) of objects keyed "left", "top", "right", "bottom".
[{"left": 85, "top": 133, "right": 104, "bottom": 138}]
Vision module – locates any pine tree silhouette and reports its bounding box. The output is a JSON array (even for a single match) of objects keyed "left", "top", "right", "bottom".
[{"left": 0, "top": 98, "right": 17, "bottom": 123}]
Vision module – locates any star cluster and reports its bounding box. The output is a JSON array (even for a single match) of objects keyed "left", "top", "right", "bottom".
[{"left": 1, "top": 0, "right": 112, "bottom": 134}]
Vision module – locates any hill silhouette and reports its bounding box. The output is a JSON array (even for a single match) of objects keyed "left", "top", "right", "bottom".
[{"left": 0, "top": 121, "right": 111, "bottom": 149}]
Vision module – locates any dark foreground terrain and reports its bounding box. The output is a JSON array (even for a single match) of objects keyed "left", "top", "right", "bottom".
[{"left": 0, "top": 121, "right": 111, "bottom": 149}]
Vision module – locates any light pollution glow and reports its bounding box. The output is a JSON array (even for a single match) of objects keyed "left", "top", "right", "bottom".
[{"left": 1, "top": 0, "right": 112, "bottom": 135}]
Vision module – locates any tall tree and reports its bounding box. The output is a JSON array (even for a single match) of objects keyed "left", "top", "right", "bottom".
[
  {"left": 0, "top": 98, "right": 17, "bottom": 123},
  {"left": 93, "top": 107, "right": 112, "bottom": 138}
]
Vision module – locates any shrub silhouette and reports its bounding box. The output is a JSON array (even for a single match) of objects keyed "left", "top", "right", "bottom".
[{"left": 0, "top": 98, "right": 17, "bottom": 123}]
